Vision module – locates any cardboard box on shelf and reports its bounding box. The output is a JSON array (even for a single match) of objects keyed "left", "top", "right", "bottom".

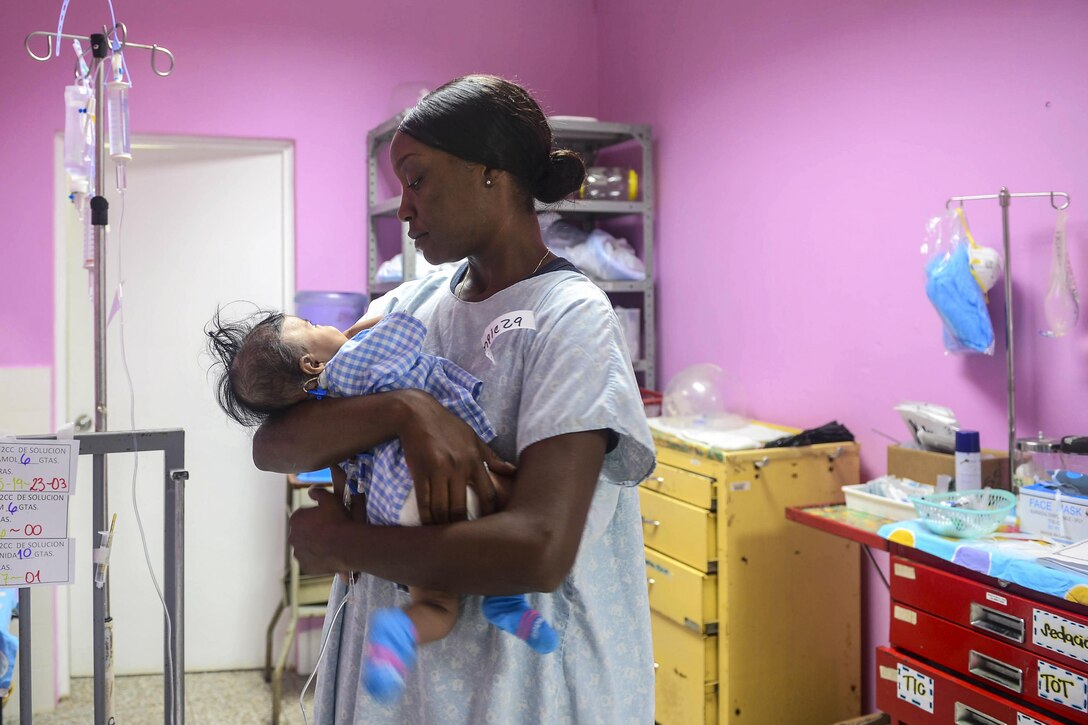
[{"left": 886, "top": 444, "right": 1010, "bottom": 490}]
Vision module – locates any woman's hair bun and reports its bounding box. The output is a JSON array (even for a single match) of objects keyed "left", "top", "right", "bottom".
[{"left": 533, "top": 149, "right": 586, "bottom": 204}]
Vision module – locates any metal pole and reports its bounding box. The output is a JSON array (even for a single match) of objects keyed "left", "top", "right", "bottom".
[
  {"left": 89, "top": 32, "right": 113, "bottom": 725},
  {"left": 17, "top": 430, "right": 187, "bottom": 723},
  {"left": 18, "top": 588, "right": 32, "bottom": 724},
  {"left": 999, "top": 187, "right": 1015, "bottom": 486},
  {"left": 165, "top": 462, "right": 187, "bottom": 725}
]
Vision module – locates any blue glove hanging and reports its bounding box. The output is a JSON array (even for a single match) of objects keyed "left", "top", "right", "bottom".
[{"left": 925, "top": 240, "right": 995, "bottom": 354}]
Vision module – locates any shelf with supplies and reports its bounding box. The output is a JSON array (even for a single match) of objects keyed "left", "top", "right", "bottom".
[
  {"left": 788, "top": 503, "right": 1088, "bottom": 724},
  {"left": 366, "top": 114, "right": 657, "bottom": 388},
  {"left": 370, "top": 196, "right": 651, "bottom": 218}
]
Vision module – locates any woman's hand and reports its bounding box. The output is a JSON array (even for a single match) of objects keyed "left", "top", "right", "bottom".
[
  {"left": 288, "top": 486, "right": 354, "bottom": 574},
  {"left": 398, "top": 389, "right": 516, "bottom": 525}
]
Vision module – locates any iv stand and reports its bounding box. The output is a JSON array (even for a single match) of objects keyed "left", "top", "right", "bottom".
[
  {"left": 24, "top": 25, "right": 176, "bottom": 725},
  {"left": 944, "top": 187, "right": 1071, "bottom": 487}
]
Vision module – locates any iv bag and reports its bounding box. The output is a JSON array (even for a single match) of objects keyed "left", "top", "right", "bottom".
[{"left": 1041, "top": 209, "right": 1079, "bottom": 338}]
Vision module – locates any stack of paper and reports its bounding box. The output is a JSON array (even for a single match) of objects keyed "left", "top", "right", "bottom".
[{"left": 1038, "top": 538, "right": 1088, "bottom": 576}]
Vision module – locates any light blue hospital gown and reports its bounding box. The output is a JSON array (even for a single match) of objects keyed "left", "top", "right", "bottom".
[
  {"left": 312, "top": 262, "right": 657, "bottom": 724},
  {"left": 318, "top": 311, "right": 494, "bottom": 526}
]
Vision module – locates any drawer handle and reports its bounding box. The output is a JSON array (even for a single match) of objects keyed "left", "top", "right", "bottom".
[
  {"left": 968, "top": 650, "right": 1022, "bottom": 693},
  {"left": 654, "top": 476, "right": 666, "bottom": 484},
  {"left": 641, "top": 517, "right": 661, "bottom": 527},
  {"left": 653, "top": 661, "right": 659, "bottom": 671},
  {"left": 753, "top": 456, "right": 770, "bottom": 469},
  {"left": 646, "top": 578, "right": 656, "bottom": 587},
  {"left": 969, "top": 602, "right": 1025, "bottom": 643},
  {"left": 954, "top": 702, "right": 1006, "bottom": 725}
]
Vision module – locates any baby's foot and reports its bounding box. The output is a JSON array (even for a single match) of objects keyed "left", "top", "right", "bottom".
[
  {"left": 362, "top": 608, "right": 417, "bottom": 704},
  {"left": 481, "top": 595, "right": 558, "bottom": 654}
]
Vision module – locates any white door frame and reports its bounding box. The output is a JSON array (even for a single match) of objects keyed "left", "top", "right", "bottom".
[
  {"left": 51, "top": 133, "right": 295, "bottom": 685},
  {"left": 53, "top": 133, "right": 296, "bottom": 430}
]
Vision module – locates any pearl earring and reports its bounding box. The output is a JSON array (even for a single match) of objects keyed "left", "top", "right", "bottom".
[{"left": 484, "top": 179, "right": 492, "bottom": 187}]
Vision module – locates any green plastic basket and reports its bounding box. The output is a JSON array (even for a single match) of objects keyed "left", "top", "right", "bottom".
[{"left": 909, "top": 488, "right": 1017, "bottom": 538}]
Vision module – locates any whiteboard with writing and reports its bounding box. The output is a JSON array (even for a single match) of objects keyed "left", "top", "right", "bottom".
[
  {"left": 0, "top": 538, "right": 76, "bottom": 587},
  {"left": 0, "top": 440, "right": 78, "bottom": 587},
  {"left": 0, "top": 440, "right": 79, "bottom": 495}
]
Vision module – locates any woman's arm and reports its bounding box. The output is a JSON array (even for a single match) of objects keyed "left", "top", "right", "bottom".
[
  {"left": 253, "top": 389, "right": 514, "bottom": 516},
  {"left": 288, "top": 429, "right": 609, "bottom": 594},
  {"left": 252, "top": 392, "right": 411, "bottom": 473}
]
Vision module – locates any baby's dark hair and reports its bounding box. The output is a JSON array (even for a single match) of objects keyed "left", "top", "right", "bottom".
[{"left": 205, "top": 308, "right": 309, "bottom": 427}]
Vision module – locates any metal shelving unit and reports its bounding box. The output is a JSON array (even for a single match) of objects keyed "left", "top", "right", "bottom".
[{"left": 366, "top": 116, "right": 656, "bottom": 388}]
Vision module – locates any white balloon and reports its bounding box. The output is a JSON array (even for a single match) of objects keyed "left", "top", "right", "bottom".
[{"left": 664, "top": 364, "right": 723, "bottom": 417}]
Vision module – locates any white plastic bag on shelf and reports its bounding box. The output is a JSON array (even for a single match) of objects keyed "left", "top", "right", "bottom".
[
  {"left": 563, "top": 228, "right": 645, "bottom": 281},
  {"left": 542, "top": 218, "right": 589, "bottom": 249},
  {"left": 374, "top": 253, "right": 454, "bottom": 283}
]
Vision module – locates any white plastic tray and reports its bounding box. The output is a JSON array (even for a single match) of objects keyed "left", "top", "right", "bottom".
[{"left": 843, "top": 480, "right": 933, "bottom": 521}]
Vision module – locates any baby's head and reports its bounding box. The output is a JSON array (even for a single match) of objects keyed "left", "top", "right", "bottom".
[{"left": 205, "top": 308, "right": 348, "bottom": 426}]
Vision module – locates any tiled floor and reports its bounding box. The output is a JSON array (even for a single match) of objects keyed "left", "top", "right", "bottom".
[{"left": 3, "top": 669, "right": 315, "bottom": 725}]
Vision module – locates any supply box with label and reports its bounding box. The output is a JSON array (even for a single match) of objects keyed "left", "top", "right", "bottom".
[
  {"left": 1017, "top": 483, "right": 1088, "bottom": 542},
  {"left": 886, "top": 444, "right": 1009, "bottom": 490}
]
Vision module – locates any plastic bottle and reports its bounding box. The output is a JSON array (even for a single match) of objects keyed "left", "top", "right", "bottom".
[
  {"left": 581, "top": 167, "right": 638, "bottom": 201},
  {"left": 63, "top": 84, "right": 92, "bottom": 182},
  {"left": 107, "top": 56, "right": 132, "bottom": 190},
  {"left": 954, "top": 430, "right": 982, "bottom": 491}
]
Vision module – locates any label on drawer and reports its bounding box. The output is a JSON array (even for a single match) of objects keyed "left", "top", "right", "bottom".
[
  {"left": 1036, "top": 659, "right": 1088, "bottom": 713},
  {"left": 879, "top": 665, "right": 897, "bottom": 682},
  {"left": 729, "top": 480, "right": 750, "bottom": 492},
  {"left": 1016, "top": 715, "right": 1047, "bottom": 725},
  {"left": 896, "top": 664, "right": 934, "bottom": 713},
  {"left": 986, "top": 592, "right": 1008, "bottom": 606},
  {"left": 1033, "top": 609, "right": 1088, "bottom": 665},
  {"left": 892, "top": 563, "right": 915, "bottom": 580},
  {"left": 893, "top": 605, "right": 917, "bottom": 625}
]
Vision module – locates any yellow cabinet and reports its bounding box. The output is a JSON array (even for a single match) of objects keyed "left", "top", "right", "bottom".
[
  {"left": 646, "top": 426, "right": 862, "bottom": 725},
  {"left": 652, "top": 611, "right": 718, "bottom": 725},
  {"left": 639, "top": 487, "right": 716, "bottom": 571}
]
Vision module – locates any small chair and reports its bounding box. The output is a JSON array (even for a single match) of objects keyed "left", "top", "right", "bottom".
[{"left": 264, "top": 474, "right": 335, "bottom": 723}]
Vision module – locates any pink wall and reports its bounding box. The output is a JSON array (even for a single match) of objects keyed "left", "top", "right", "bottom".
[
  {"left": 597, "top": 0, "right": 1088, "bottom": 711},
  {"left": 1, "top": 0, "right": 599, "bottom": 368}
]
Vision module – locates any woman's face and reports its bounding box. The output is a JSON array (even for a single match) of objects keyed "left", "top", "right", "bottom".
[{"left": 389, "top": 131, "right": 494, "bottom": 265}]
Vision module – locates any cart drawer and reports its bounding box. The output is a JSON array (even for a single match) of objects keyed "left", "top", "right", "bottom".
[
  {"left": 645, "top": 547, "right": 717, "bottom": 633},
  {"left": 876, "top": 646, "right": 1068, "bottom": 724},
  {"left": 891, "top": 602, "right": 1088, "bottom": 720},
  {"left": 652, "top": 610, "right": 718, "bottom": 725},
  {"left": 644, "top": 461, "right": 716, "bottom": 511},
  {"left": 891, "top": 555, "right": 1088, "bottom": 677},
  {"left": 639, "top": 487, "right": 716, "bottom": 572}
]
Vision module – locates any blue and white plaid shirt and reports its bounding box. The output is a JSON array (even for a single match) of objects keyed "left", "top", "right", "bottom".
[{"left": 318, "top": 311, "right": 495, "bottom": 526}]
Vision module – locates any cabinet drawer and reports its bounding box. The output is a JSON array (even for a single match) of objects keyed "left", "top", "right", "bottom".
[
  {"left": 645, "top": 547, "right": 717, "bottom": 633},
  {"left": 891, "top": 556, "right": 1088, "bottom": 677},
  {"left": 644, "top": 462, "right": 716, "bottom": 511},
  {"left": 891, "top": 602, "right": 1088, "bottom": 720},
  {"left": 877, "top": 646, "right": 1068, "bottom": 724},
  {"left": 639, "top": 487, "right": 716, "bottom": 572},
  {"left": 652, "top": 610, "right": 718, "bottom": 725}
]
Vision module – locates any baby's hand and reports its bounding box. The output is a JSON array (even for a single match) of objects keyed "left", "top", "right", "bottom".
[{"left": 343, "top": 314, "right": 383, "bottom": 338}]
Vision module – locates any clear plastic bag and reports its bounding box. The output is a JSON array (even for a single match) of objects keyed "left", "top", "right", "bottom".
[
  {"left": 923, "top": 210, "right": 996, "bottom": 354},
  {"left": 1041, "top": 208, "right": 1079, "bottom": 338}
]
